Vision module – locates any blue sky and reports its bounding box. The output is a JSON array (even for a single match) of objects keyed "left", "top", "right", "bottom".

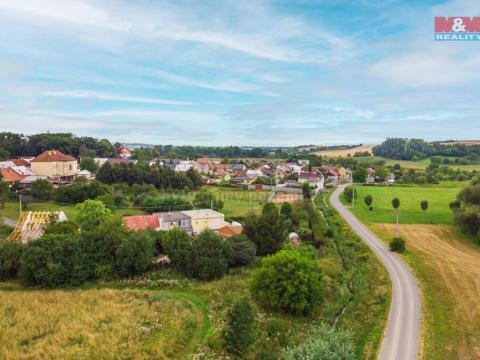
[{"left": 0, "top": 0, "right": 479, "bottom": 146}]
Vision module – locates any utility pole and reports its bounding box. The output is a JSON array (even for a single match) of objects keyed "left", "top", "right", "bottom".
[
  {"left": 19, "top": 194, "right": 22, "bottom": 216},
  {"left": 396, "top": 211, "right": 399, "bottom": 238}
]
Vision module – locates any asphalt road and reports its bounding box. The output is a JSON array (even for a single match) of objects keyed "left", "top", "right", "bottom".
[{"left": 331, "top": 185, "right": 421, "bottom": 360}]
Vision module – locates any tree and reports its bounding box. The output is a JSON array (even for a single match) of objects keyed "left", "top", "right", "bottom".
[
  {"left": 96, "top": 139, "right": 116, "bottom": 157},
  {"left": 193, "top": 190, "right": 223, "bottom": 211},
  {"left": 389, "top": 237, "right": 406, "bottom": 253},
  {"left": 282, "top": 323, "right": 355, "bottom": 360},
  {"left": 96, "top": 162, "right": 114, "bottom": 184},
  {"left": 186, "top": 168, "right": 203, "bottom": 189},
  {"left": 0, "top": 240, "right": 23, "bottom": 279},
  {"left": 188, "top": 230, "right": 233, "bottom": 280},
  {"left": 375, "top": 166, "right": 389, "bottom": 182},
  {"left": 43, "top": 221, "right": 79, "bottom": 236},
  {"left": 364, "top": 194, "right": 373, "bottom": 208},
  {"left": 228, "top": 234, "right": 256, "bottom": 267},
  {"left": 250, "top": 246, "right": 323, "bottom": 314},
  {"left": 420, "top": 200, "right": 428, "bottom": 212},
  {"left": 302, "top": 182, "right": 312, "bottom": 199},
  {"left": 80, "top": 157, "right": 98, "bottom": 173},
  {"left": 244, "top": 203, "right": 287, "bottom": 256},
  {"left": 221, "top": 298, "right": 256, "bottom": 357},
  {"left": 352, "top": 167, "right": 368, "bottom": 183},
  {"left": 392, "top": 197, "right": 400, "bottom": 210},
  {"left": 113, "top": 231, "right": 155, "bottom": 277},
  {"left": 343, "top": 186, "right": 357, "bottom": 203},
  {"left": 18, "top": 235, "right": 84, "bottom": 287},
  {"left": 75, "top": 199, "right": 112, "bottom": 232},
  {"left": 280, "top": 202, "right": 294, "bottom": 219},
  {"left": 161, "top": 227, "right": 192, "bottom": 272},
  {"left": 31, "top": 179, "right": 54, "bottom": 200},
  {"left": 392, "top": 197, "right": 401, "bottom": 237}
]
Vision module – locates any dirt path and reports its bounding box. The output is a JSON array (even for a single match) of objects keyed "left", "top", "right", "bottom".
[{"left": 374, "top": 224, "right": 480, "bottom": 360}]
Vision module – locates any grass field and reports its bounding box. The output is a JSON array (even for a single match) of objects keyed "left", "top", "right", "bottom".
[
  {"left": 207, "top": 186, "right": 268, "bottom": 217},
  {"left": 313, "top": 145, "right": 374, "bottom": 157},
  {"left": 354, "top": 156, "right": 480, "bottom": 172},
  {"left": 340, "top": 185, "right": 459, "bottom": 225},
  {"left": 0, "top": 286, "right": 207, "bottom": 359},
  {"left": 0, "top": 200, "right": 146, "bottom": 222},
  {"left": 372, "top": 224, "right": 480, "bottom": 360}
]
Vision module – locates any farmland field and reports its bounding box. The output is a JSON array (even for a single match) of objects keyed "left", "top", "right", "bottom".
[
  {"left": 206, "top": 186, "right": 268, "bottom": 217},
  {"left": 313, "top": 145, "right": 374, "bottom": 157},
  {"left": 354, "top": 156, "right": 480, "bottom": 171},
  {"left": 372, "top": 224, "right": 480, "bottom": 360},
  {"left": 0, "top": 286, "right": 207, "bottom": 359},
  {"left": 340, "top": 185, "right": 459, "bottom": 225}
]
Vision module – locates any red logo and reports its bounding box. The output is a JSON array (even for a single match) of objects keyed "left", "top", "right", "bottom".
[{"left": 435, "top": 17, "right": 480, "bottom": 33}]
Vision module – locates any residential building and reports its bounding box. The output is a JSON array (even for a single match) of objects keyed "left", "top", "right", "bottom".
[
  {"left": 298, "top": 172, "right": 325, "bottom": 192},
  {"left": 215, "top": 222, "right": 243, "bottom": 238},
  {"left": 0, "top": 167, "right": 26, "bottom": 183},
  {"left": 157, "top": 212, "right": 192, "bottom": 232},
  {"left": 31, "top": 150, "right": 78, "bottom": 182},
  {"left": 181, "top": 209, "right": 226, "bottom": 233},
  {"left": 123, "top": 215, "right": 160, "bottom": 231}
]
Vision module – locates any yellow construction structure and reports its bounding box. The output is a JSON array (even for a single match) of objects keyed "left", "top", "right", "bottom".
[{"left": 8, "top": 211, "right": 68, "bottom": 243}]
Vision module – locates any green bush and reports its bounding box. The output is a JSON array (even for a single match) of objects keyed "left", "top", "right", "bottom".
[
  {"left": 389, "top": 237, "right": 406, "bottom": 253},
  {"left": 75, "top": 199, "right": 112, "bottom": 232},
  {"left": 161, "top": 227, "right": 192, "bottom": 272},
  {"left": 221, "top": 298, "right": 256, "bottom": 357},
  {"left": 43, "top": 220, "right": 79, "bottom": 236},
  {"left": 18, "top": 235, "right": 84, "bottom": 287},
  {"left": 0, "top": 240, "right": 23, "bottom": 279},
  {"left": 189, "top": 230, "right": 233, "bottom": 280},
  {"left": 250, "top": 246, "right": 323, "bottom": 314},
  {"left": 227, "top": 234, "right": 256, "bottom": 267},
  {"left": 31, "top": 179, "right": 54, "bottom": 200},
  {"left": 343, "top": 186, "right": 357, "bottom": 202},
  {"left": 282, "top": 323, "right": 355, "bottom": 360},
  {"left": 113, "top": 231, "right": 155, "bottom": 277}
]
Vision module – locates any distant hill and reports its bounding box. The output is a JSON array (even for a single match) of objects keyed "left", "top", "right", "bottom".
[{"left": 440, "top": 140, "right": 480, "bottom": 146}]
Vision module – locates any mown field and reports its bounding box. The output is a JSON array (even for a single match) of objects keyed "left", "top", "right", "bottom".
[
  {"left": 313, "top": 145, "right": 374, "bottom": 158},
  {"left": 340, "top": 185, "right": 459, "bottom": 225},
  {"left": 373, "top": 225, "right": 480, "bottom": 360}
]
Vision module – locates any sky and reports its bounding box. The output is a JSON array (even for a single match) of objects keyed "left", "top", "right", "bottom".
[{"left": 0, "top": 0, "right": 479, "bottom": 146}]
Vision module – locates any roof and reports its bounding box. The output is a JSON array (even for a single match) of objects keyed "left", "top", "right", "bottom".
[
  {"left": 216, "top": 224, "right": 243, "bottom": 238},
  {"left": 8, "top": 211, "right": 67, "bottom": 242},
  {"left": 19, "top": 175, "right": 49, "bottom": 184},
  {"left": 123, "top": 215, "right": 160, "bottom": 231},
  {"left": 299, "top": 172, "right": 323, "bottom": 182},
  {"left": 156, "top": 211, "right": 190, "bottom": 222},
  {"left": 197, "top": 157, "right": 221, "bottom": 164},
  {"left": 0, "top": 167, "right": 26, "bottom": 182},
  {"left": 9, "top": 159, "right": 31, "bottom": 167},
  {"left": 31, "top": 150, "right": 76, "bottom": 163},
  {"left": 181, "top": 209, "right": 224, "bottom": 219},
  {"left": 11, "top": 166, "right": 34, "bottom": 176}
]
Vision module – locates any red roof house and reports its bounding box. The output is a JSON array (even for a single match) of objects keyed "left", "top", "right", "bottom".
[
  {"left": 0, "top": 167, "right": 26, "bottom": 182},
  {"left": 123, "top": 215, "right": 160, "bottom": 231}
]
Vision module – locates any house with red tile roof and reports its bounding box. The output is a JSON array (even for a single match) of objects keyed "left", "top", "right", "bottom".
[
  {"left": 0, "top": 167, "right": 26, "bottom": 183},
  {"left": 215, "top": 223, "right": 243, "bottom": 238},
  {"left": 122, "top": 215, "right": 160, "bottom": 231},
  {"left": 31, "top": 150, "right": 78, "bottom": 182}
]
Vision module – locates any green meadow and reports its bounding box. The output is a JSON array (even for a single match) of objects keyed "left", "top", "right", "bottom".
[{"left": 340, "top": 185, "right": 461, "bottom": 225}]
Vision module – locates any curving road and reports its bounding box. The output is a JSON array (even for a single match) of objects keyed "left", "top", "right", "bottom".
[{"left": 331, "top": 185, "right": 421, "bottom": 360}]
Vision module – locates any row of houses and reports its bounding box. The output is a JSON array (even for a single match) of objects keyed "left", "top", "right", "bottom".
[{"left": 123, "top": 209, "right": 242, "bottom": 238}]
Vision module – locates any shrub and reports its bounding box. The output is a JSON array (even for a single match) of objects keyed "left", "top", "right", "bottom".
[
  {"left": 113, "top": 231, "right": 155, "bottom": 277},
  {"left": 221, "top": 298, "right": 256, "bottom": 357},
  {"left": 343, "top": 186, "right": 357, "bottom": 202},
  {"left": 250, "top": 246, "right": 323, "bottom": 314},
  {"left": 161, "top": 227, "right": 192, "bottom": 272},
  {"left": 0, "top": 240, "right": 23, "bottom": 279},
  {"left": 31, "top": 179, "right": 54, "bottom": 200},
  {"left": 193, "top": 190, "right": 223, "bottom": 211},
  {"left": 43, "top": 220, "right": 79, "bottom": 236},
  {"left": 282, "top": 323, "right": 355, "bottom": 360},
  {"left": 75, "top": 199, "right": 112, "bottom": 232},
  {"left": 18, "top": 235, "right": 84, "bottom": 287},
  {"left": 54, "top": 180, "right": 110, "bottom": 204},
  {"left": 228, "top": 234, "right": 256, "bottom": 267},
  {"left": 389, "top": 237, "right": 406, "bottom": 253},
  {"left": 189, "top": 230, "right": 233, "bottom": 280}
]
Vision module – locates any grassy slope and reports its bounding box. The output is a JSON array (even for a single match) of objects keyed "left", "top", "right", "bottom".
[
  {"left": 340, "top": 185, "right": 459, "bottom": 225},
  {"left": 355, "top": 156, "right": 480, "bottom": 171}
]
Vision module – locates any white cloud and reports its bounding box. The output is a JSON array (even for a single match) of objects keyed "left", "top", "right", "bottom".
[{"left": 43, "top": 90, "right": 190, "bottom": 105}]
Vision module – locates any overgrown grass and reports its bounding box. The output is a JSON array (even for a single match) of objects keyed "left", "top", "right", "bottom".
[
  {"left": 340, "top": 185, "right": 459, "bottom": 225},
  {"left": 315, "top": 193, "right": 391, "bottom": 359}
]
